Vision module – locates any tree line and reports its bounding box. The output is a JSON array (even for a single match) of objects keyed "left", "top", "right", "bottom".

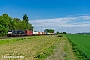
[
  {"left": 0, "top": 14, "right": 33, "bottom": 36},
  {"left": 44, "top": 29, "right": 54, "bottom": 33},
  {"left": 56, "top": 31, "right": 67, "bottom": 34}
]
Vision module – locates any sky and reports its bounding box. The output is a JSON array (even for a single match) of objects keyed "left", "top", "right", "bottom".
[{"left": 0, "top": 0, "right": 90, "bottom": 33}]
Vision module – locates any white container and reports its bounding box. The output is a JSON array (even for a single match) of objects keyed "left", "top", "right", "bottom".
[
  {"left": 40, "top": 32, "right": 42, "bottom": 34},
  {"left": 33, "top": 31, "right": 38, "bottom": 34}
]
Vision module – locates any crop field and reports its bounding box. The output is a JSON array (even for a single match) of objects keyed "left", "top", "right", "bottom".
[
  {"left": 66, "top": 34, "right": 90, "bottom": 60},
  {"left": 0, "top": 35, "right": 77, "bottom": 60}
]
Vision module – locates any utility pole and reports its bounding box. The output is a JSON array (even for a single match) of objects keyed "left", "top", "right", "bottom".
[{"left": 41, "top": 26, "right": 42, "bottom": 32}]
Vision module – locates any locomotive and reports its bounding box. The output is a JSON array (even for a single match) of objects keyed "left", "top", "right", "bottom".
[{"left": 7, "top": 30, "right": 33, "bottom": 37}]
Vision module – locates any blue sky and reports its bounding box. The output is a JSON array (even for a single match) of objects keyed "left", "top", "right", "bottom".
[{"left": 0, "top": 0, "right": 90, "bottom": 33}]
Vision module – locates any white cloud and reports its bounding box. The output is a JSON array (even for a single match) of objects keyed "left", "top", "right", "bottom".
[
  {"left": 78, "top": 15, "right": 90, "bottom": 20},
  {"left": 30, "top": 15, "right": 90, "bottom": 33}
]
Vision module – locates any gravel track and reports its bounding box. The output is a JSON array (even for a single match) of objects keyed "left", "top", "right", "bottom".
[{"left": 46, "top": 36, "right": 78, "bottom": 60}]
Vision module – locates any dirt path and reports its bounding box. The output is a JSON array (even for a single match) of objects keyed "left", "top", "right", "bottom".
[{"left": 46, "top": 36, "right": 78, "bottom": 60}]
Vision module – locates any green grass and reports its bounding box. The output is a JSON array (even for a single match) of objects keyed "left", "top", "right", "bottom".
[
  {"left": 0, "top": 35, "right": 78, "bottom": 60},
  {"left": 0, "top": 38, "right": 23, "bottom": 45},
  {"left": 0, "top": 35, "right": 59, "bottom": 60},
  {"left": 0, "top": 36, "right": 39, "bottom": 45},
  {"left": 66, "top": 34, "right": 90, "bottom": 60},
  {"left": 0, "top": 37, "right": 29, "bottom": 45}
]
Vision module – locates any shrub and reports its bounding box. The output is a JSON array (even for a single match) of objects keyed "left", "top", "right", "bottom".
[{"left": 57, "top": 34, "right": 63, "bottom": 37}]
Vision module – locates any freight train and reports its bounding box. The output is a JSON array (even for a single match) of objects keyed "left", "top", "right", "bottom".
[{"left": 7, "top": 30, "right": 54, "bottom": 37}]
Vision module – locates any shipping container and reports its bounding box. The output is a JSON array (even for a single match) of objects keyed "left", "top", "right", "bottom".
[
  {"left": 38, "top": 32, "right": 40, "bottom": 35},
  {"left": 42, "top": 32, "right": 45, "bottom": 35},
  {"left": 33, "top": 31, "right": 38, "bottom": 35}
]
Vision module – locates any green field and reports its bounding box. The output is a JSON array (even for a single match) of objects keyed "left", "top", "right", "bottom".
[
  {"left": 1, "top": 34, "right": 90, "bottom": 60},
  {"left": 66, "top": 34, "right": 90, "bottom": 60},
  {"left": 0, "top": 35, "right": 77, "bottom": 60}
]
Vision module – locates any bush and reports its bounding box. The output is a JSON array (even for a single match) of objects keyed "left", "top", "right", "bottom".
[{"left": 57, "top": 34, "right": 63, "bottom": 37}]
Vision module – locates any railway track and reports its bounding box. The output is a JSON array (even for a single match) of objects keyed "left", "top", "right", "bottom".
[
  {"left": 0, "top": 34, "right": 55, "bottom": 40},
  {"left": 0, "top": 36, "right": 10, "bottom": 39},
  {"left": 0, "top": 36, "right": 28, "bottom": 40}
]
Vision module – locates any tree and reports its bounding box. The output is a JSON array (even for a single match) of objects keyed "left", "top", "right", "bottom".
[
  {"left": 27, "top": 23, "right": 34, "bottom": 30},
  {"left": 23, "top": 14, "right": 28, "bottom": 23},
  {"left": 23, "top": 14, "right": 33, "bottom": 30},
  {"left": 44, "top": 29, "right": 54, "bottom": 33},
  {"left": 63, "top": 32, "right": 67, "bottom": 34},
  {"left": 0, "top": 14, "right": 33, "bottom": 36},
  {"left": 0, "top": 14, "right": 12, "bottom": 35},
  {"left": 56, "top": 31, "right": 60, "bottom": 34},
  {"left": 13, "top": 18, "right": 21, "bottom": 30}
]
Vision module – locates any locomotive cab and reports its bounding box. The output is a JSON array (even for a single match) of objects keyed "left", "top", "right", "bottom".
[{"left": 7, "top": 30, "right": 17, "bottom": 37}]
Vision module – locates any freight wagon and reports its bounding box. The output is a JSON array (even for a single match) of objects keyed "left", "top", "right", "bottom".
[{"left": 33, "top": 31, "right": 45, "bottom": 35}]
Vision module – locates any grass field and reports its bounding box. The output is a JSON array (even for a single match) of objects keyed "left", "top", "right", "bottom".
[
  {"left": 0, "top": 35, "right": 77, "bottom": 60},
  {"left": 66, "top": 34, "right": 90, "bottom": 60}
]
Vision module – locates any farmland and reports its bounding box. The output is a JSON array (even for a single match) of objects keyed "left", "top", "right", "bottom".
[
  {"left": 66, "top": 34, "right": 90, "bottom": 60},
  {"left": 0, "top": 35, "right": 77, "bottom": 60}
]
